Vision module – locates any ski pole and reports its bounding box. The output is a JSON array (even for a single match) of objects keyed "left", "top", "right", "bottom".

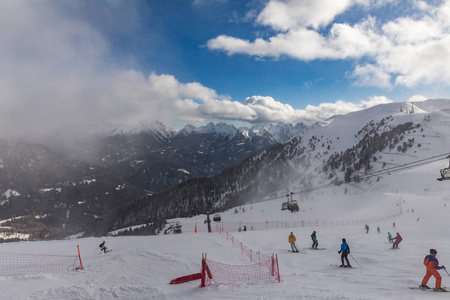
[
  {"left": 349, "top": 253, "right": 361, "bottom": 268},
  {"left": 443, "top": 267, "right": 450, "bottom": 277}
]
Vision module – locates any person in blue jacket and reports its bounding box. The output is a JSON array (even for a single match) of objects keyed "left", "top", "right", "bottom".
[{"left": 338, "top": 238, "right": 351, "bottom": 268}]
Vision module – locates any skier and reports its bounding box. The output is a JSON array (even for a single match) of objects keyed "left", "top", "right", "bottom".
[
  {"left": 377, "top": 226, "right": 380, "bottom": 233},
  {"left": 311, "top": 231, "right": 318, "bottom": 249},
  {"left": 365, "top": 224, "right": 369, "bottom": 233},
  {"left": 288, "top": 232, "right": 299, "bottom": 252},
  {"left": 392, "top": 232, "right": 402, "bottom": 249},
  {"left": 338, "top": 238, "right": 351, "bottom": 268},
  {"left": 387, "top": 232, "right": 393, "bottom": 243},
  {"left": 99, "top": 241, "right": 108, "bottom": 253},
  {"left": 420, "top": 249, "right": 446, "bottom": 291}
]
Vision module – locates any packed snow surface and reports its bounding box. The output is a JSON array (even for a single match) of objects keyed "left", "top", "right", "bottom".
[{"left": 1, "top": 167, "right": 450, "bottom": 300}]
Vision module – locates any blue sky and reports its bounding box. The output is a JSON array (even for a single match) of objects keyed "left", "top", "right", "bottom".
[{"left": 0, "top": 0, "right": 449, "bottom": 138}]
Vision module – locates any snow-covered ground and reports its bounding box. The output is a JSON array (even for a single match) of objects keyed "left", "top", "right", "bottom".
[
  {"left": 1, "top": 161, "right": 449, "bottom": 300},
  {"left": 1, "top": 100, "right": 450, "bottom": 299}
]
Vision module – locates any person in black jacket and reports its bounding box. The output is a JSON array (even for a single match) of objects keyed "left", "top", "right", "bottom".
[
  {"left": 338, "top": 238, "right": 351, "bottom": 267},
  {"left": 99, "top": 241, "right": 108, "bottom": 253}
]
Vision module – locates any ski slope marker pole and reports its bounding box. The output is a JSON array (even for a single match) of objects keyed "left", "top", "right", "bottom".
[
  {"left": 349, "top": 253, "right": 361, "bottom": 268},
  {"left": 77, "top": 245, "right": 83, "bottom": 270}
]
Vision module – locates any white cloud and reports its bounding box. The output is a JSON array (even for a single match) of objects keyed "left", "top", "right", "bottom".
[
  {"left": 0, "top": 0, "right": 405, "bottom": 141},
  {"left": 256, "top": 0, "right": 353, "bottom": 31},
  {"left": 302, "top": 96, "right": 392, "bottom": 121},
  {"left": 207, "top": 0, "right": 450, "bottom": 88},
  {"left": 350, "top": 64, "right": 392, "bottom": 88},
  {"left": 208, "top": 17, "right": 381, "bottom": 61},
  {"left": 239, "top": 95, "right": 392, "bottom": 124}
]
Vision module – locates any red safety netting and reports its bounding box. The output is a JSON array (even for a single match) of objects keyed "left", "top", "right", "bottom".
[
  {"left": 0, "top": 250, "right": 82, "bottom": 276},
  {"left": 201, "top": 255, "right": 280, "bottom": 287}
]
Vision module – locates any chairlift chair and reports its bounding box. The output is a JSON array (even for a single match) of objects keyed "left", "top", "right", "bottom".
[{"left": 438, "top": 156, "right": 450, "bottom": 181}]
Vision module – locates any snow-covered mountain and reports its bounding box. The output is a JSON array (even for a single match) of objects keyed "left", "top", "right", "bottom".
[
  {"left": 0, "top": 139, "right": 146, "bottom": 240},
  {"left": 102, "top": 99, "right": 450, "bottom": 235},
  {"left": 61, "top": 121, "right": 307, "bottom": 193},
  {"left": 0, "top": 120, "right": 306, "bottom": 239}
]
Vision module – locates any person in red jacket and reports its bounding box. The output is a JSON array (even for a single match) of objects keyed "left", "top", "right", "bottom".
[
  {"left": 420, "top": 249, "right": 446, "bottom": 291},
  {"left": 392, "top": 232, "right": 402, "bottom": 249}
]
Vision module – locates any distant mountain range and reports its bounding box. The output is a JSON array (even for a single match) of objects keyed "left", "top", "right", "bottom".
[
  {"left": 0, "top": 121, "right": 306, "bottom": 240},
  {"left": 95, "top": 99, "right": 450, "bottom": 236},
  {"left": 59, "top": 122, "right": 307, "bottom": 193},
  {"left": 0, "top": 139, "right": 146, "bottom": 240},
  {"left": 2, "top": 100, "right": 450, "bottom": 239}
]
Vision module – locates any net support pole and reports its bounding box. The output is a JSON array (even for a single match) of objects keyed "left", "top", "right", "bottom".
[
  {"left": 276, "top": 254, "right": 280, "bottom": 282},
  {"left": 77, "top": 245, "right": 83, "bottom": 270},
  {"left": 200, "top": 253, "right": 206, "bottom": 288},
  {"left": 271, "top": 255, "right": 275, "bottom": 276}
]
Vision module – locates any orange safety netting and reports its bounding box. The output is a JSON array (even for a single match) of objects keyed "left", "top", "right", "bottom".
[
  {"left": 0, "top": 250, "right": 82, "bottom": 276},
  {"left": 201, "top": 255, "right": 280, "bottom": 287}
]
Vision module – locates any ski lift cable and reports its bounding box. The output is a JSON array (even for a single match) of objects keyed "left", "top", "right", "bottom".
[
  {"left": 178, "top": 152, "right": 450, "bottom": 220},
  {"left": 359, "top": 153, "right": 450, "bottom": 177},
  {"left": 287, "top": 152, "right": 450, "bottom": 197},
  {"left": 356, "top": 154, "right": 449, "bottom": 180}
]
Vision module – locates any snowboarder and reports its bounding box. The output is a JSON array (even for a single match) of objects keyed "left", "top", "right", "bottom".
[
  {"left": 243, "top": 225, "right": 247, "bottom": 231},
  {"left": 387, "top": 232, "right": 393, "bottom": 243},
  {"left": 392, "top": 232, "right": 402, "bottom": 249},
  {"left": 420, "top": 249, "right": 446, "bottom": 291},
  {"left": 338, "top": 238, "right": 351, "bottom": 268},
  {"left": 365, "top": 224, "right": 369, "bottom": 233},
  {"left": 288, "top": 232, "right": 299, "bottom": 252},
  {"left": 99, "top": 241, "right": 108, "bottom": 253},
  {"left": 311, "top": 231, "right": 318, "bottom": 249}
]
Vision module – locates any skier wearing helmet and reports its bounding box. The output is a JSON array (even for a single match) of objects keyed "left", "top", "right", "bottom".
[
  {"left": 420, "top": 249, "right": 446, "bottom": 291},
  {"left": 338, "top": 238, "right": 351, "bottom": 268},
  {"left": 99, "top": 241, "right": 108, "bottom": 253}
]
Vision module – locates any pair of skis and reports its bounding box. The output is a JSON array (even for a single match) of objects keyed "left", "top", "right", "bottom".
[{"left": 410, "top": 286, "right": 447, "bottom": 292}]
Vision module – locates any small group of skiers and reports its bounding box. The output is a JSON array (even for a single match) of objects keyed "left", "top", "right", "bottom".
[
  {"left": 389, "top": 232, "right": 402, "bottom": 249},
  {"left": 288, "top": 231, "right": 448, "bottom": 291},
  {"left": 288, "top": 231, "right": 319, "bottom": 253},
  {"left": 365, "top": 224, "right": 403, "bottom": 249},
  {"left": 288, "top": 232, "right": 351, "bottom": 267}
]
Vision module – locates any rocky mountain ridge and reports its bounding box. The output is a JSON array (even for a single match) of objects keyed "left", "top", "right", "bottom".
[{"left": 62, "top": 122, "right": 307, "bottom": 193}]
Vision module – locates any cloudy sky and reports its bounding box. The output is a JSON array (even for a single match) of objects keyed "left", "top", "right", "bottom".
[{"left": 1, "top": 0, "right": 449, "bottom": 138}]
